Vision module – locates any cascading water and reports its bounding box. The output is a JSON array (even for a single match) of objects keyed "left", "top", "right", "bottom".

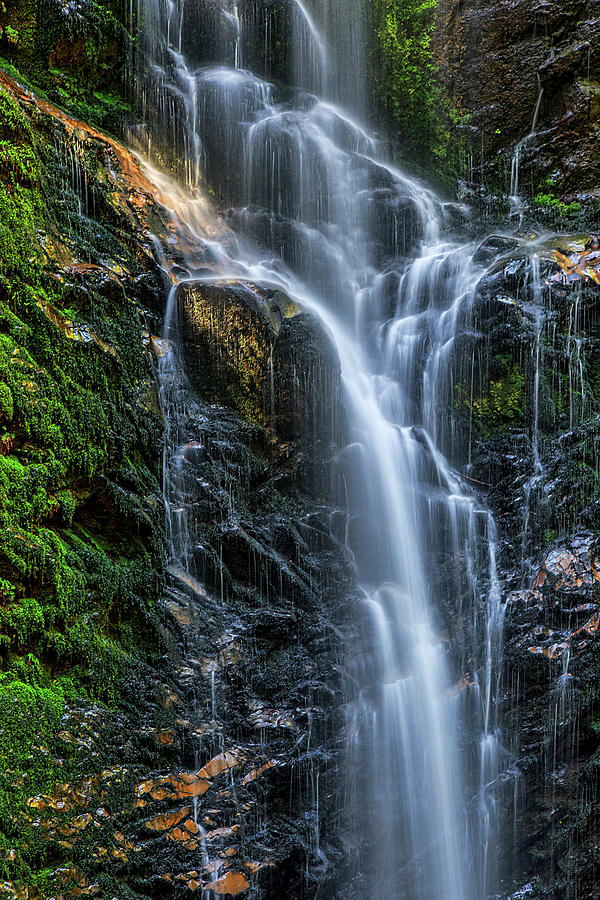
[
  {"left": 133, "top": 1, "right": 514, "bottom": 895},
  {"left": 509, "top": 73, "right": 544, "bottom": 222}
]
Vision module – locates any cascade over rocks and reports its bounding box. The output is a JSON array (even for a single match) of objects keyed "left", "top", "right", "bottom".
[
  {"left": 448, "top": 233, "right": 600, "bottom": 897},
  {"left": 0, "top": 69, "right": 355, "bottom": 899},
  {"left": 3, "top": 0, "right": 600, "bottom": 897}
]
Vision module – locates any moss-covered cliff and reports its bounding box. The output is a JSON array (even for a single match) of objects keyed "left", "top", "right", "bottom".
[{"left": 0, "top": 66, "right": 167, "bottom": 895}]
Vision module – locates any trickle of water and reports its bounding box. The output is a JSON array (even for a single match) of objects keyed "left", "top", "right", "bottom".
[
  {"left": 131, "top": 1, "right": 516, "bottom": 896},
  {"left": 509, "top": 73, "right": 544, "bottom": 221}
]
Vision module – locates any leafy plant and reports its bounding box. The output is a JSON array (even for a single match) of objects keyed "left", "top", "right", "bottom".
[{"left": 371, "top": 0, "right": 461, "bottom": 172}]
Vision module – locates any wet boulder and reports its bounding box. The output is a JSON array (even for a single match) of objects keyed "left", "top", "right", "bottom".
[{"left": 176, "top": 279, "right": 343, "bottom": 450}]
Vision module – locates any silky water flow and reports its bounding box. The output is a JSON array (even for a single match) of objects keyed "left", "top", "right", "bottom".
[{"left": 131, "top": 1, "right": 517, "bottom": 896}]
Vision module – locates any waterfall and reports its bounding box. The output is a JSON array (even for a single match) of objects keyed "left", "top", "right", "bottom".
[
  {"left": 133, "top": 0, "right": 512, "bottom": 895},
  {"left": 509, "top": 73, "right": 544, "bottom": 222}
]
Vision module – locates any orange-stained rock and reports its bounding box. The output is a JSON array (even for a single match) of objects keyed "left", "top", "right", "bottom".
[
  {"left": 210, "top": 871, "right": 250, "bottom": 895},
  {"left": 242, "top": 761, "right": 276, "bottom": 784},
  {"left": 166, "top": 599, "right": 194, "bottom": 626},
  {"left": 146, "top": 807, "right": 191, "bottom": 831},
  {"left": 154, "top": 728, "right": 177, "bottom": 746},
  {"left": 198, "top": 750, "right": 244, "bottom": 780},
  {"left": 548, "top": 246, "right": 600, "bottom": 286},
  {"left": 172, "top": 775, "right": 210, "bottom": 799},
  {"left": 184, "top": 819, "right": 200, "bottom": 834},
  {"left": 529, "top": 643, "right": 568, "bottom": 659},
  {"left": 162, "top": 690, "right": 183, "bottom": 708},
  {"left": 532, "top": 544, "right": 600, "bottom": 592},
  {"left": 137, "top": 779, "right": 154, "bottom": 796},
  {"left": 150, "top": 785, "right": 176, "bottom": 801},
  {"left": 245, "top": 862, "right": 260, "bottom": 873},
  {"left": 168, "top": 827, "right": 189, "bottom": 843},
  {"left": 573, "top": 613, "right": 599, "bottom": 637}
]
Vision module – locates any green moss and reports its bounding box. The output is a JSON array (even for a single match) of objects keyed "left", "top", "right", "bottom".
[
  {"left": 0, "top": 596, "right": 45, "bottom": 647},
  {"left": 456, "top": 358, "right": 525, "bottom": 434},
  {"left": 0, "top": 79, "right": 166, "bottom": 887},
  {"left": 0, "top": 382, "right": 13, "bottom": 422},
  {"left": 371, "top": 0, "right": 464, "bottom": 181},
  {"left": 0, "top": 665, "right": 66, "bottom": 854},
  {"left": 533, "top": 192, "right": 583, "bottom": 215},
  {"left": 1, "top": 0, "right": 132, "bottom": 137}
]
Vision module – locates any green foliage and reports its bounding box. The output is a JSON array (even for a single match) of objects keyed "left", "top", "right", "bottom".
[
  {"left": 0, "top": 81, "right": 165, "bottom": 874},
  {"left": 1, "top": 0, "right": 132, "bottom": 137},
  {"left": 372, "top": 0, "right": 461, "bottom": 175},
  {"left": 533, "top": 192, "right": 583, "bottom": 216},
  {"left": 0, "top": 596, "right": 44, "bottom": 647},
  {"left": 1, "top": 24, "right": 19, "bottom": 45},
  {"left": 0, "top": 661, "right": 70, "bottom": 884},
  {"left": 0, "top": 382, "right": 13, "bottom": 421},
  {"left": 0, "top": 15, "right": 169, "bottom": 899},
  {"left": 57, "top": 489, "right": 75, "bottom": 525},
  {"left": 456, "top": 358, "right": 525, "bottom": 434}
]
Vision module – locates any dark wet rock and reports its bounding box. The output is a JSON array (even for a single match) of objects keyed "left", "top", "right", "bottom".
[
  {"left": 177, "top": 279, "right": 344, "bottom": 494},
  {"left": 473, "top": 234, "right": 523, "bottom": 266},
  {"left": 451, "top": 234, "right": 600, "bottom": 897},
  {"left": 434, "top": 0, "right": 600, "bottom": 201}
]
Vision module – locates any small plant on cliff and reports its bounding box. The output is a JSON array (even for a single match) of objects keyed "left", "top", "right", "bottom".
[{"left": 533, "top": 192, "right": 582, "bottom": 216}]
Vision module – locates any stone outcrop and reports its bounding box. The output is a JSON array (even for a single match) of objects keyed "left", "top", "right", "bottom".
[
  {"left": 450, "top": 232, "right": 600, "bottom": 896},
  {"left": 434, "top": 0, "right": 600, "bottom": 202}
]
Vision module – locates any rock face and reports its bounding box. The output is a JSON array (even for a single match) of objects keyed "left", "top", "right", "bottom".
[
  {"left": 434, "top": 0, "right": 600, "bottom": 201},
  {"left": 449, "top": 233, "right": 600, "bottom": 897}
]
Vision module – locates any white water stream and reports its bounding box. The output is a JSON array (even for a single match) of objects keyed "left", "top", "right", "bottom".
[{"left": 133, "top": 1, "right": 512, "bottom": 895}]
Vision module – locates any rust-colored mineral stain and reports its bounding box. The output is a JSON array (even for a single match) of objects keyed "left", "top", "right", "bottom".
[
  {"left": 198, "top": 750, "right": 244, "bottom": 780},
  {"left": 532, "top": 569, "right": 547, "bottom": 589},
  {"left": 166, "top": 599, "right": 194, "bottom": 626},
  {"left": 150, "top": 785, "right": 175, "bottom": 801},
  {"left": 172, "top": 775, "right": 210, "bottom": 798},
  {"left": 154, "top": 728, "right": 177, "bottom": 746},
  {"left": 242, "top": 761, "right": 276, "bottom": 784},
  {"left": 210, "top": 871, "right": 250, "bottom": 895},
  {"left": 146, "top": 807, "right": 191, "bottom": 831},
  {"left": 168, "top": 827, "right": 190, "bottom": 843}
]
